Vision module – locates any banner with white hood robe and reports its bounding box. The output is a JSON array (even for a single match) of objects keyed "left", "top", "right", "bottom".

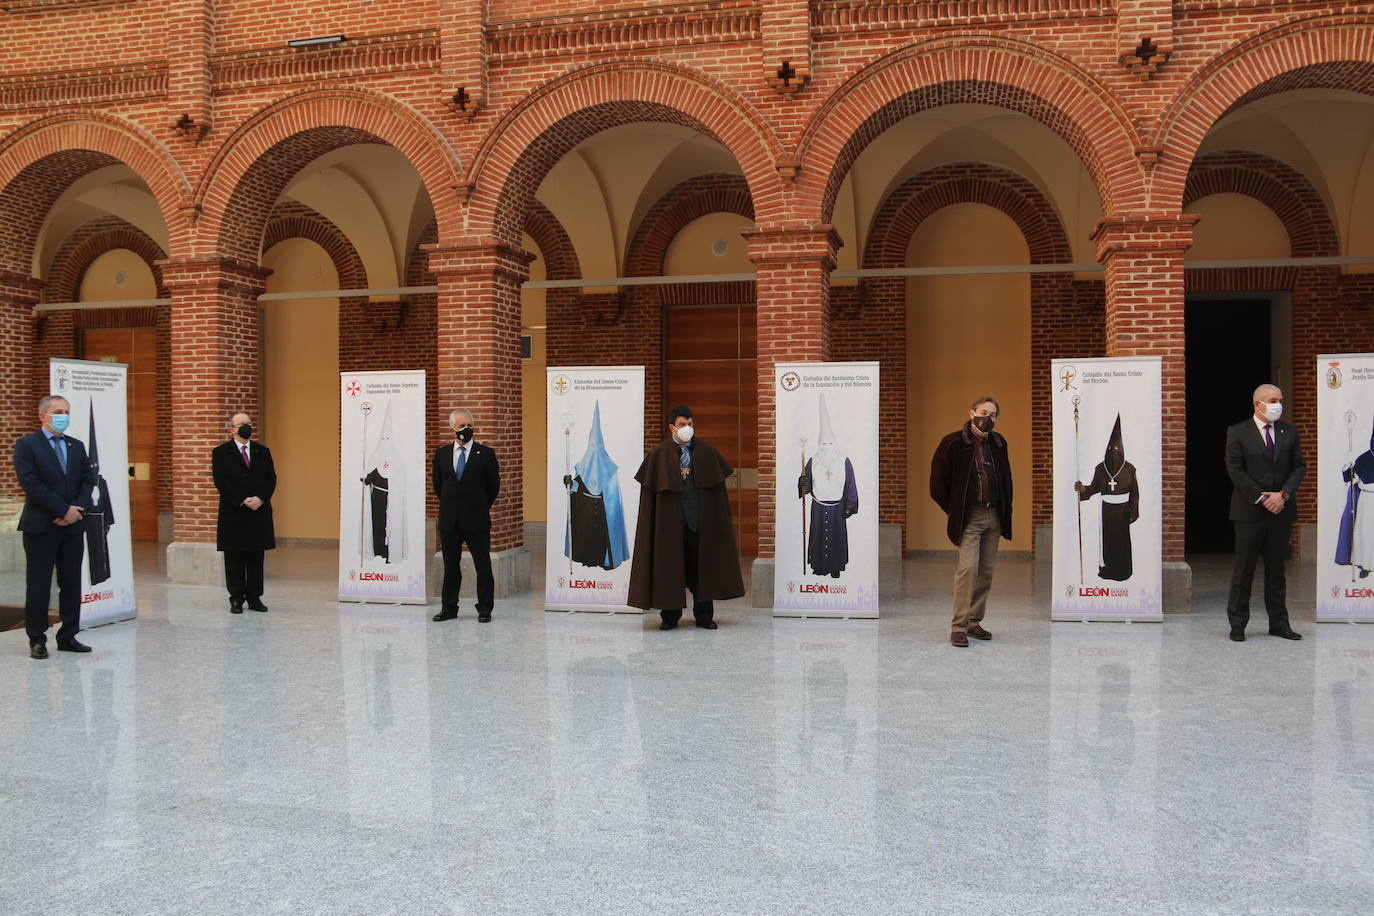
[
  {"left": 545, "top": 367, "right": 644, "bottom": 612},
  {"left": 1317, "top": 353, "right": 1374, "bottom": 622},
  {"left": 338, "top": 370, "right": 426, "bottom": 604},
  {"left": 773, "top": 362, "right": 879, "bottom": 617}
]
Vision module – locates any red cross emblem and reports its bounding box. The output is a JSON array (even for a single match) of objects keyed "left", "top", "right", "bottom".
[{"left": 346, "top": 381, "right": 361, "bottom": 398}]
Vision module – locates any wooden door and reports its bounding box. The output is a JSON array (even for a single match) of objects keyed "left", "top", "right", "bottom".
[
  {"left": 80, "top": 327, "right": 158, "bottom": 541},
  {"left": 663, "top": 304, "right": 758, "bottom": 556}
]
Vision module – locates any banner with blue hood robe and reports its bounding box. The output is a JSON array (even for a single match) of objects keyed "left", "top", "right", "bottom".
[{"left": 565, "top": 401, "right": 630, "bottom": 570}]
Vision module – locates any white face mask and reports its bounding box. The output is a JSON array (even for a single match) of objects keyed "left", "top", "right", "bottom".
[
  {"left": 1262, "top": 402, "right": 1283, "bottom": 422},
  {"left": 674, "top": 425, "right": 694, "bottom": 443}
]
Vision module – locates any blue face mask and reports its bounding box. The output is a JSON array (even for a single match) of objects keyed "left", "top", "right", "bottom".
[{"left": 50, "top": 413, "right": 70, "bottom": 434}]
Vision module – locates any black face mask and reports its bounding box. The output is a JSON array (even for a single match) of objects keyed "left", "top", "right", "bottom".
[
  {"left": 237, "top": 424, "right": 252, "bottom": 440},
  {"left": 455, "top": 426, "right": 473, "bottom": 444},
  {"left": 972, "top": 416, "right": 995, "bottom": 433}
]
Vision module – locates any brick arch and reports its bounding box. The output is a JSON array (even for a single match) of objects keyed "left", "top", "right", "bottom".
[
  {"left": 1152, "top": 16, "right": 1374, "bottom": 208},
  {"left": 863, "top": 163, "right": 1072, "bottom": 268},
  {"left": 524, "top": 201, "right": 580, "bottom": 282},
  {"left": 1183, "top": 151, "right": 1340, "bottom": 260},
  {"left": 44, "top": 216, "right": 168, "bottom": 305},
  {"left": 624, "top": 173, "right": 754, "bottom": 279},
  {"left": 795, "top": 35, "right": 1140, "bottom": 225},
  {"left": 262, "top": 201, "right": 368, "bottom": 292},
  {"left": 0, "top": 112, "right": 191, "bottom": 273},
  {"left": 196, "top": 89, "right": 462, "bottom": 263},
  {"left": 848, "top": 162, "right": 1085, "bottom": 548},
  {"left": 466, "top": 61, "right": 784, "bottom": 246}
]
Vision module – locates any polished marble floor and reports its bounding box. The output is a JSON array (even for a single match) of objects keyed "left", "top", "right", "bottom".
[{"left": 1, "top": 547, "right": 1372, "bottom": 915}]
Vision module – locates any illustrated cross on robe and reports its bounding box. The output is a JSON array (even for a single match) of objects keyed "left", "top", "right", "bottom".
[
  {"left": 824, "top": 468, "right": 833, "bottom": 481},
  {"left": 1108, "top": 479, "right": 1116, "bottom": 491}
]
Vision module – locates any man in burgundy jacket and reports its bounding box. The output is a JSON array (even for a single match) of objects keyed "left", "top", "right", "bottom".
[{"left": 930, "top": 397, "right": 1013, "bottom": 647}]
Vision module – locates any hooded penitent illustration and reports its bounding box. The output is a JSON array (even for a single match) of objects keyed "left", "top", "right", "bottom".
[
  {"left": 1076, "top": 414, "right": 1139, "bottom": 581},
  {"left": 565, "top": 401, "right": 630, "bottom": 570},
  {"left": 798, "top": 393, "right": 859, "bottom": 577},
  {"left": 84, "top": 408, "right": 115, "bottom": 585},
  {"left": 1336, "top": 414, "right": 1374, "bottom": 578},
  {"left": 360, "top": 401, "right": 407, "bottom": 563}
]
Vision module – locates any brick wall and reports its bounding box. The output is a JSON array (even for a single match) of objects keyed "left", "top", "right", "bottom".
[{"left": 3, "top": 0, "right": 1373, "bottom": 557}]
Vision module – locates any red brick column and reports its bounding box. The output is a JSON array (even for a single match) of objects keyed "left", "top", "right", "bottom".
[
  {"left": 1092, "top": 215, "right": 1197, "bottom": 603},
  {"left": 0, "top": 270, "right": 43, "bottom": 511},
  {"left": 745, "top": 227, "right": 838, "bottom": 573},
  {"left": 427, "top": 239, "right": 531, "bottom": 562},
  {"left": 159, "top": 257, "right": 268, "bottom": 581}
]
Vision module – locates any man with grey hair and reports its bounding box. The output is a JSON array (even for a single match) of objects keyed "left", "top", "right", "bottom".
[
  {"left": 212, "top": 411, "right": 276, "bottom": 613},
  {"left": 432, "top": 408, "right": 500, "bottom": 622},
  {"left": 1224, "top": 383, "right": 1305, "bottom": 641},
  {"left": 13, "top": 394, "right": 97, "bottom": 658}
]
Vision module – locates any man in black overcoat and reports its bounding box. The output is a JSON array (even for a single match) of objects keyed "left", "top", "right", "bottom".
[
  {"left": 432, "top": 407, "right": 501, "bottom": 622},
  {"left": 13, "top": 394, "right": 97, "bottom": 658},
  {"left": 212, "top": 411, "right": 276, "bottom": 613}
]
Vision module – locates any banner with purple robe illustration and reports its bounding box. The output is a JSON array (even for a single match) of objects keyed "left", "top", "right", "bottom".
[
  {"left": 1317, "top": 354, "right": 1374, "bottom": 622},
  {"left": 773, "top": 362, "right": 879, "bottom": 618}
]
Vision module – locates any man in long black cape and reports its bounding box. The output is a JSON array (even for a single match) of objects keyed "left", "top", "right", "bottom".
[{"left": 627, "top": 406, "right": 744, "bottom": 630}]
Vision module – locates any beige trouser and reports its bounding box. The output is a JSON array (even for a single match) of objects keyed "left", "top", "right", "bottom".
[{"left": 952, "top": 505, "right": 1001, "bottom": 632}]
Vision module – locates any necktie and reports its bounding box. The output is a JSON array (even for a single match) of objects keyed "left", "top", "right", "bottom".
[
  {"left": 455, "top": 445, "right": 467, "bottom": 482},
  {"left": 52, "top": 436, "right": 66, "bottom": 472},
  {"left": 1264, "top": 424, "right": 1275, "bottom": 461},
  {"left": 240, "top": 444, "right": 250, "bottom": 467}
]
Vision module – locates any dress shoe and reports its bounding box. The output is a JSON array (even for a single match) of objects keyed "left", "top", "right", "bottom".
[
  {"left": 1229, "top": 631, "right": 1246, "bottom": 642},
  {"left": 246, "top": 600, "right": 268, "bottom": 613},
  {"left": 695, "top": 620, "right": 718, "bottom": 629},
  {"left": 30, "top": 642, "right": 48, "bottom": 660},
  {"left": 951, "top": 631, "right": 969, "bottom": 647},
  {"left": 659, "top": 620, "right": 677, "bottom": 631},
  {"left": 57, "top": 639, "right": 91, "bottom": 653},
  {"left": 432, "top": 610, "right": 458, "bottom": 622},
  {"left": 1269, "top": 628, "right": 1302, "bottom": 640},
  {"left": 967, "top": 624, "right": 992, "bottom": 640},
  {"left": 230, "top": 600, "right": 244, "bottom": 614},
  {"left": 478, "top": 612, "right": 492, "bottom": 623}
]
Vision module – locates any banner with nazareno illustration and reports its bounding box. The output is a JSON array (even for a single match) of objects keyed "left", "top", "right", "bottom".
[
  {"left": 772, "top": 361, "right": 879, "bottom": 618},
  {"left": 544, "top": 367, "right": 644, "bottom": 612},
  {"left": 1316, "top": 353, "right": 1374, "bottom": 623},
  {"left": 1051, "top": 357, "right": 1163, "bottom": 622}
]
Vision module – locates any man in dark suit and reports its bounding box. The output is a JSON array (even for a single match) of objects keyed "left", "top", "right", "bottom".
[
  {"left": 13, "top": 395, "right": 97, "bottom": 659},
  {"left": 212, "top": 411, "right": 276, "bottom": 614},
  {"left": 432, "top": 407, "right": 500, "bottom": 622},
  {"left": 1224, "top": 383, "right": 1305, "bottom": 642}
]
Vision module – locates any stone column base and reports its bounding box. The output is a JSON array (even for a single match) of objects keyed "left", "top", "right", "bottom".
[
  {"left": 878, "top": 523, "right": 902, "bottom": 560},
  {"left": 429, "top": 546, "right": 530, "bottom": 600},
  {"left": 1299, "top": 523, "right": 1316, "bottom": 564},
  {"left": 0, "top": 529, "right": 22, "bottom": 574},
  {"left": 1034, "top": 524, "right": 1053, "bottom": 564},
  {"left": 167, "top": 541, "right": 224, "bottom": 586},
  {"left": 1163, "top": 560, "right": 1192, "bottom": 613},
  {"left": 750, "top": 557, "right": 774, "bottom": 609}
]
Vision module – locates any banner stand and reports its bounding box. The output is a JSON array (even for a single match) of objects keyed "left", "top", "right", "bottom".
[
  {"left": 1051, "top": 357, "right": 1163, "bottom": 623},
  {"left": 771, "top": 361, "right": 880, "bottom": 619},
  {"left": 544, "top": 367, "right": 644, "bottom": 613},
  {"left": 49, "top": 359, "right": 137, "bottom": 626},
  {"left": 338, "top": 370, "right": 427, "bottom": 605},
  {"left": 1316, "top": 353, "right": 1374, "bottom": 623}
]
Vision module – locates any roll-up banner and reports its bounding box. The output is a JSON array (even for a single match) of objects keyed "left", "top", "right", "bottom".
[
  {"left": 772, "top": 361, "right": 880, "bottom": 618},
  {"left": 1051, "top": 357, "right": 1163, "bottom": 622},
  {"left": 1317, "top": 353, "right": 1374, "bottom": 623},
  {"left": 338, "top": 370, "right": 427, "bottom": 604},
  {"left": 545, "top": 367, "right": 644, "bottom": 612},
  {"left": 49, "top": 358, "right": 136, "bottom": 626}
]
